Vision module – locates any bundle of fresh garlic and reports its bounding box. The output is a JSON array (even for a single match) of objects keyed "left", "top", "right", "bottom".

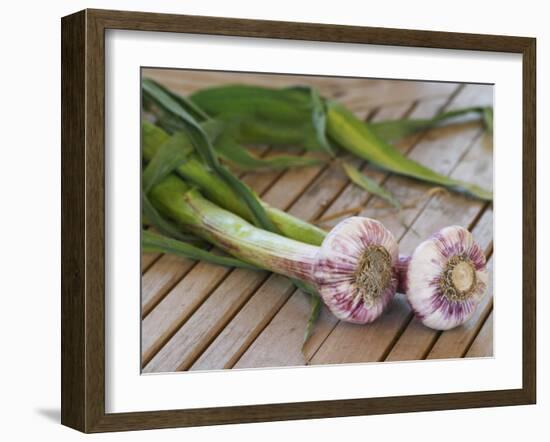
[
  {"left": 141, "top": 78, "right": 491, "bottom": 347},
  {"left": 150, "top": 176, "right": 399, "bottom": 325},
  {"left": 150, "top": 173, "right": 489, "bottom": 331}
]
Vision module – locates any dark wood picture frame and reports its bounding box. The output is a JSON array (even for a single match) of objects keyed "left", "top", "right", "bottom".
[{"left": 61, "top": 8, "right": 536, "bottom": 433}]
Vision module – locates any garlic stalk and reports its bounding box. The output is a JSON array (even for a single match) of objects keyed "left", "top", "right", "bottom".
[
  {"left": 398, "top": 226, "right": 489, "bottom": 330},
  {"left": 150, "top": 175, "right": 399, "bottom": 324},
  {"left": 142, "top": 121, "right": 327, "bottom": 246}
]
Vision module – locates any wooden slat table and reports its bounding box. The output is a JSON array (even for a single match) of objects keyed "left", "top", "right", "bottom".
[{"left": 141, "top": 69, "right": 493, "bottom": 373}]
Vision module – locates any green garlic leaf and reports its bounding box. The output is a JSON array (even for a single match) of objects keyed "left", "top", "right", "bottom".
[
  {"left": 303, "top": 294, "right": 322, "bottom": 350},
  {"left": 370, "top": 106, "right": 493, "bottom": 142},
  {"left": 142, "top": 230, "right": 257, "bottom": 269},
  {"left": 190, "top": 84, "right": 334, "bottom": 153},
  {"left": 214, "top": 133, "right": 323, "bottom": 171},
  {"left": 342, "top": 162, "right": 401, "bottom": 209},
  {"left": 142, "top": 132, "right": 194, "bottom": 192},
  {"left": 142, "top": 78, "right": 278, "bottom": 232},
  {"left": 326, "top": 101, "right": 493, "bottom": 201},
  {"left": 142, "top": 194, "right": 200, "bottom": 243}
]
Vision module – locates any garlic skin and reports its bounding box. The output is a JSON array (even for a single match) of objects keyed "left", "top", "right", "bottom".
[
  {"left": 313, "top": 217, "right": 399, "bottom": 324},
  {"left": 406, "top": 225, "right": 488, "bottom": 330},
  {"left": 396, "top": 255, "right": 411, "bottom": 294}
]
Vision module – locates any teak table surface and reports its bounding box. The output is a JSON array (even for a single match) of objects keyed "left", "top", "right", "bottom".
[{"left": 140, "top": 69, "right": 494, "bottom": 374}]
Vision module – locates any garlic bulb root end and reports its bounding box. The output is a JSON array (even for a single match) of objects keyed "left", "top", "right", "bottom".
[{"left": 313, "top": 217, "right": 399, "bottom": 324}]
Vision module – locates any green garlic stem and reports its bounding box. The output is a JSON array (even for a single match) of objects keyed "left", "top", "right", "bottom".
[
  {"left": 142, "top": 122, "right": 327, "bottom": 245},
  {"left": 149, "top": 175, "right": 320, "bottom": 282}
]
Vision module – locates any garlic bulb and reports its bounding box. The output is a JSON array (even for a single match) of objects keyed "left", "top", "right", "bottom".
[
  {"left": 313, "top": 217, "right": 399, "bottom": 324},
  {"left": 150, "top": 177, "right": 399, "bottom": 324},
  {"left": 404, "top": 225, "right": 488, "bottom": 330}
]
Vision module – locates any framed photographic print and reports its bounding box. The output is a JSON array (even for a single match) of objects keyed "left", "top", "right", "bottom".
[{"left": 61, "top": 8, "right": 536, "bottom": 433}]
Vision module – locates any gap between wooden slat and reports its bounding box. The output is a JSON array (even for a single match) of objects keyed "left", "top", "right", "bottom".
[
  {"left": 177, "top": 275, "right": 269, "bottom": 371},
  {"left": 195, "top": 275, "right": 299, "bottom": 370},
  {"left": 141, "top": 252, "right": 252, "bottom": 366},
  {"left": 177, "top": 274, "right": 271, "bottom": 371},
  {"left": 387, "top": 129, "right": 485, "bottom": 243},
  {"left": 459, "top": 280, "right": 494, "bottom": 357},
  {"left": 141, "top": 253, "right": 162, "bottom": 274},
  {"left": 464, "top": 311, "right": 494, "bottom": 358}
]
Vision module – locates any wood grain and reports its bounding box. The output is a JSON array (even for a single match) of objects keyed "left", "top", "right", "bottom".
[
  {"left": 141, "top": 252, "right": 160, "bottom": 272},
  {"left": 465, "top": 312, "right": 493, "bottom": 358},
  {"left": 141, "top": 255, "right": 196, "bottom": 317},
  {"left": 192, "top": 274, "right": 297, "bottom": 370},
  {"left": 61, "top": 10, "right": 86, "bottom": 431},
  {"left": 144, "top": 267, "right": 269, "bottom": 372},
  {"left": 142, "top": 259, "right": 232, "bottom": 365}
]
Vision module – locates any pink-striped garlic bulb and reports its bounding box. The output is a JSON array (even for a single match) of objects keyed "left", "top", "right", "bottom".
[
  {"left": 313, "top": 217, "right": 399, "bottom": 324},
  {"left": 152, "top": 178, "right": 400, "bottom": 325},
  {"left": 401, "top": 225, "right": 489, "bottom": 330}
]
